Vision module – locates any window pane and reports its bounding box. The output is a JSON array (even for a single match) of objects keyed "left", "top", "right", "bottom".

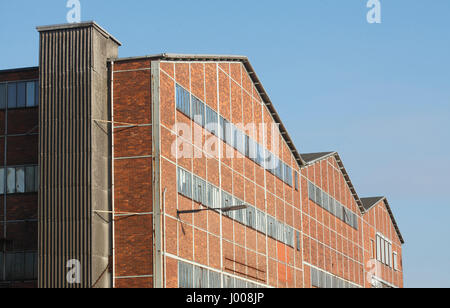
[
  {"left": 308, "top": 182, "right": 315, "bottom": 202},
  {"left": 35, "top": 81, "right": 39, "bottom": 107},
  {"left": 178, "top": 262, "right": 193, "bottom": 289},
  {"left": 376, "top": 235, "right": 381, "bottom": 261},
  {"left": 7, "top": 167, "right": 16, "bottom": 194},
  {"left": 315, "top": 186, "right": 322, "bottom": 206},
  {"left": 194, "top": 266, "right": 208, "bottom": 288},
  {"left": 25, "top": 166, "right": 35, "bottom": 193},
  {"left": 192, "top": 96, "right": 205, "bottom": 127},
  {"left": 26, "top": 81, "right": 35, "bottom": 107},
  {"left": 15, "top": 167, "right": 25, "bottom": 193},
  {"left": 0, "top": 83, "right": 6, "bottom": 109},
  {"left": 8, "top": 83, "right": 17, "bottom": 108},
  {"left": 0, "top": 168, "right": 4, "bottom": 194},
  {"left": 209, "top": 270, "right": 221, "bottom": 288},
  {"left": 34, "top": 166, "right": 39, "bottom": 191},
  {"left": 17, "top": 82, "right": 26, "bottom": 108},
  {"left": 176, "top": 84, "right": 190, "bottom": 117}
]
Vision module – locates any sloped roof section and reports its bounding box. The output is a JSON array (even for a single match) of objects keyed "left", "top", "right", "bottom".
[
  {"left": 361, "top": 197, "right": 405, "bottom": 244},
  {"left": 112, "top": 53, "right": 307, "bottom": 167},
  {"left": 301, "top": 152, "right": 335, "bottom": 164},
  {"left": 361, "top": 197, "right": 385, "bottom": 212},
  {"left": 301, "top": 151, "right": 366, "bottom": 214}
]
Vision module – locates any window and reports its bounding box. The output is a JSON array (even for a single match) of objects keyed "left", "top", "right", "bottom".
[
  {"left": 7, "top": 83, "right": 16, "bottom": 109},
  {"left": 246, "top": 206, "right": 256, "bottom": 229},
  {"left": 335, "top": 202, "right": 343, "bottom": 220},
  {"left": 207, "top": 184, "right": 219, "bottom": 209},
  {"left": 193, "top": 175, "right": 206, "bottom": 205},
  {"left": 1, "top": 251, "right": 38, "bottom": 281},
  {"left": 176, "top": 84, "right": 190, "bottom": 117},
  {"left": 376, "top": 235, "right": 382, "bottom": 262},
  {"left": 0, "top": 166, "right": 38, "bottom": 195},
  {"left": 15, "top": 167, "right": 25, "bottom": 193},
  {"left": 294, "top": 171, "right": 299, "bottom": 191},
  {"left": 7, "top": 167, "right": 16, "bottom": 194},
  {"left": 26, "top": 81, "right": 36, "bottom": 107},
  {"left": 353, "top": 213, "right": 359, "bottom": 230},
  {"left": 315, "top": 186, "right": 322, "bottom": 206},
  {"left": 177, "top": 168, "right": 192, "bottom": 199},
  {"left": 0, "top": 83, "right": 6, "bottom": 109},
  {"left": 311, "top": 268, "right": 319, "bottom": 287},
  {"left": 191, "top": 95, "right": 205, "bottom": 127},
  {"left": 234, "top": 128, "right": 245, "bottom": 155},
  {"left": 246, "top": 136, "right": 257, "bottom": 161},
  {"left": 308, "top": 182, "right": 315, "bottom": 202},
  {"left": 205, "top": 105, "right": 218, "bottom": 135},
  {"left": 25, "top": 166, "right": 36, "bottom": 193},
  {"left": 222, "top": 191, "right": 233, "bottom": 219},
  {"left": 385, "top": 241, "right": 391, "bottom": 267},
  {"left": 234, "top": 198, "right": 246, "bottom": 224},
  {"left": 285, "top": 225, "right": 294, "bottom": 247},
  {"left": 329, "top": 197, "right": 335, "bottom": 215},
  {"left": 255, "top": 143, "right": 265, "bottom": 167},
  {"left": 322, "top": 191, "right": 329, "bottom": 212},
  {"left": 393, "top": 252, "right": 398, "bottom": 271},
  {"left": 256, "top": 210, "right": 266, "bottom": 234},
  {"left": 267, "top": 216, "right": 276, "bottom": 239},
  {"left": 194, "top": 266, "right": 208, "bottom": 288},
  {"left": 17, "top": 82, "right": 26, "bottom": 108},
  {"left": 209, "top": 271, "right": 221, "bottom": 288},
  {"left": 283, "top": 163, "right": 293, "bottom": 186},
  {"left": 223, "top": 275, "right": 234, "bottom": 288},
  {"left": 276, "top": 222, "right": 285, "bottom": 243},
  {"left": 220, "top": 117, "right": 232, "bottom": 145},
  {"left": 296, "top": 231, "right": 301, "bottom": 251},
  {"left": 178, "top": 261, "right": 194, "bottom": 288}
]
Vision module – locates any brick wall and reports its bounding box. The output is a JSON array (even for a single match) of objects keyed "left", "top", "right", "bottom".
[
  {"left": 159, "top": 60, "right": 303, "bottom": 288},
  {"left": 112, "top": 59, "right": 154, "bottom": 288},
  {"left": 0, "top": 68, "right": 39, "bottom": 288}
]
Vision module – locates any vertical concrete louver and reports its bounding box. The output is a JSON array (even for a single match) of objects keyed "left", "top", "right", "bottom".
[{"left": 37, "top": 22, "right": 121, "bottom": 288}]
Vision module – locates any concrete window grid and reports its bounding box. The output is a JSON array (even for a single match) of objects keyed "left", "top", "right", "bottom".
[
  {"left": 301, "top": 157, "right": 365, "bottom": 285},
  {"left": 0, "top": 80, "right": 39, "bottom": 110},
  {"left": 173, "top": 81, "right": 295, "bottom": 188},
  {"left": 160, "top": 61, "right": 303, "bottom": 287},
  {"left": 176, "top": 166, "right": 296, "bottom": 248},
  {"left": 362, "top": 202, "right": 403, "bottom": 287}
]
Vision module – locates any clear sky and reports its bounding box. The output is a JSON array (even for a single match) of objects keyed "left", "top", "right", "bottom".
[{"left": 1, "top": 0, "right": 449, "bottom": 288}]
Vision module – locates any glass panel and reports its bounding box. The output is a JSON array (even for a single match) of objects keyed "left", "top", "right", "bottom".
[
  {"left": 0, "top": 83, "right": 6, "bottom": 109},
  {"left": 7, "top": 167, "right": 16, "bottom": 194},
  {"left": 34, "top": 165, "right": 39, "bottom": 191},
  {"left": 209, "top": 270, "right": 221, "bottom": 288},
  {"left": 178, "top": 262, "right": 193, "bottom": 288},
  {"left": 15, "top": 167, "right": 25, "bottom": 193},
  {"left": 25, "top": 166, "right": 35, "bottom": 193},
  {"left": 24, "top": 252, "right": 36, "bottom": 280},
  {"left": 0, "top": 167, "right": 4, "bottom": 194},
  {"left": 7, "top": 83, "right": 17, "bottom": 109},
  {"left": 0, "top": 252, "right": 3, "bottom": 279},
  {"left": 26, "top": 81, "right": 35, "bottom": 107},
  {"left": 35, "top": 81, "right": 39, "bottom": 107},
  {"left": 17, "top": 82, "right": 26, "bottom": 108}
]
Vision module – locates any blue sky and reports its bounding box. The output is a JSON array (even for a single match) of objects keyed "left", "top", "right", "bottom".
[{"left": 1, "top": 0, "right": 449, "bottom": 287}]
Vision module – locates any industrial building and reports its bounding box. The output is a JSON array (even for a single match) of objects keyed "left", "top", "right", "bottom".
[{"left": 0, "top": 22, "right": 404, "bottom": 288}]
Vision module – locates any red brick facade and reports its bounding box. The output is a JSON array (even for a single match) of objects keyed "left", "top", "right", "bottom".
[
  {"left": 0, "top": 56, "right": 404, "bottom": 288},
  {"left": 0, "top": 67, "right": 39, "bottom": 288}
]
